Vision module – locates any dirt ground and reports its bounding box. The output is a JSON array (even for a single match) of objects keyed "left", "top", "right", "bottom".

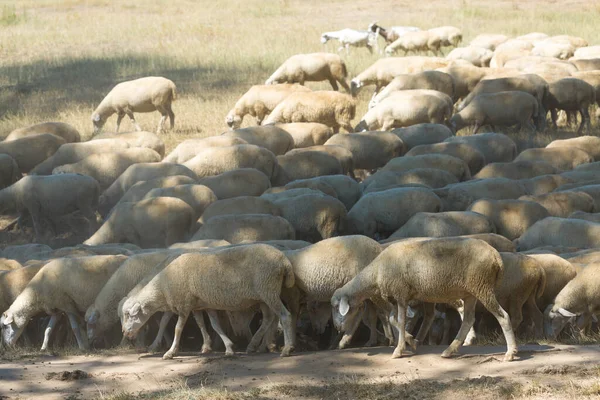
[{"left": 2, "top": 344, "right": 600, "bottom": 399}]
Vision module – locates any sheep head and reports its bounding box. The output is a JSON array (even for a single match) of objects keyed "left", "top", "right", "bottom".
[
  {"left": 350, "top": 79, "right": 363, "bottom": 96},
  {"left": 91, "top": 112, "right": 106, "bottom": 134},
  {"left": 121, "top": 300, "right": 153, "bottom": 339},
  {"left": 330, "top": 289, "right": 366, "bottom": 334},
  {"left": 225, "top": 111, "right": 242, "bottom": 130},
  {"left": 320, "top": 34, "right": 330, "bottom": 44},
  {"left": 544, "top": 304, "right": 577, "bottom": 339},
  {"left": 1, "top": 310, "right": 26, "bottom": 347}
]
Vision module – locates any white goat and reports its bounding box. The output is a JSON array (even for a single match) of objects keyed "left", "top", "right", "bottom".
[{"left": 321, "top": 29, "right": 378, "bottom": 54}]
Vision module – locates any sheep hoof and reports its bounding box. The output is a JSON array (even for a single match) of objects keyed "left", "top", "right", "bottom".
[
  {"left": 503, "top": 352, "right": 516, "bottom": 362},
  {"left": 267, "top": 343, "right": 278, "bottom": 353},
  {"left": 364, "top": 340, "right": 377, "bottom": 347},
  {"left": 391, "top": 348, "right": 404, "bottom": 359},
  {"left": 280, "top": 346, "right": 293, "bottom": 357},
  {"left": 441, "top": 349, "right": 455, "bottom": 358},
  {"left": 162, "top": 351, "right": 175, "bottom": 360},
  {"left": 246, "top": 345, "right": 257, "bottom": 353},
  {"left": 201, "top": 345, "right": 212, "bottom": 354},
  {"left": 147, "top": 345, "right": 160, "bottom": 354},
  {"left": 225, "top": 350, "right": 235, "bottom": 356}
]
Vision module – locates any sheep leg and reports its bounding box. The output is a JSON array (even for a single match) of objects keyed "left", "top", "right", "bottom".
[
  {"left": 550, "top": 109, "right": 558, "bottom": 130},
  {"left": 479, "top": 294, "right": 518, "bottom": 362},
  {"left": 67, "top": 312, "right": 88, "bottom": 351},
  {"left": 126, "top": 111, "right": 142, "bottom": 132},
  {"left": 115, "top": 113, "right": 125, "bottom": 133},
  {"left": 524, "top": 295, "right": 544, "bottom": 339},
  {"left": 247, "top": 304, "right": 276, "bottom": 353},
  {"left": 415, "top": 302, "right": 435, "bottom": 345},
  {"left": 472, "top": 122, "right": 481, "bottom": 134},
  {"left": 337, "top": 78, "right": 351, "bottom": 94},
  {"left": 328, "top": 79, "right": 339, "bottom": 91},
  {"left": 441, "top": 296, "right": 476, "bottom": 358},
  {"left": 578, "top": 107, "right": 590, "bottom": 134},
  {"left": 166, "top": 104, "right": 175, "bottom": 129},
  {"left": 363, "top": 301, "right": 379, "bottom": 347},
  {"left": 29, "top": 207, "right": 45, "bottom": 243},
  {"left": 338, "top": 305, "right": 363, "bottom": 349},
  {"left": 391, "top": 303, "right": 408, "bottom": 358},
  {"left": 192, "top": 311, "right": 213, "bottom": 354},
  {"left": 263, "top": 296, "right": 294, "bottom": 357},
  {"left": 148, "top": 311, "right": 173, "bottom": 353},
  {"left": 40, "top": 314, "right": 60, "bottom": 351},
  {"left": 157, "top": 114, "right": 167, "bottom": 135},
  {"left": 162, "top": 313, "right": 188, "bottom": 360},
  {"left": 206, "top": 309, "right": 235, "bottom": 355}
]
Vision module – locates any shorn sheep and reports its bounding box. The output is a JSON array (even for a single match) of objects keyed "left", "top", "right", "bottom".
[
  {"left": 265, "top": 53, "right": 350, "bottom": 92},
  {"left": 368, "top": 23, "right": 420, "bottom": 44},
  {"left": 331, "top": 237, "right": 518, "bottom": 361},
  {"left": 5, "top": 122, "right": 81, "bottom": 143},
  {"left": 91, "top": 76, "right": 176, "bottom": 134},
  {"left": 385, "top": 31, "right": 443, "bottom": 56},
  {"left": 320, "top": 29, "right": 377, "bottom": 54}
]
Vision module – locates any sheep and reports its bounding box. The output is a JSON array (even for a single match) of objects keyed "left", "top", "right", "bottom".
[
  {"left": 450, "top": 91, "right": 539, "bottom": 134},
  {"left": 1, "top": 244, "right": 52, "bottom": 263},
  {"left": 143, "top": 184, "right": 217, "bottom": 221},
  {"left": 52, "top": 148, "right": 162, "bottom": 191},
  {"left": 199, "top": 196, "right": 281, "bottom": 224},
  {"left": 544, "top": 264, "right": 600, "bottom": 339},
  {"left": 273, "top": 123, "right": 333, "bottom": 149},
  {"left": 569, "top": 211, "right": 600, "bottom": 223},
  {"left": 389, "top": 211, "right": 495, "bottom": 239},
  {"left": 544, "top": 78, "right": 596, "bottom": 133},
  {"left": 573, "top": 45, "right": 600, "bottom": 60},
  {"left": 544, "top": 35, "right": 588, "bottom": 49},
  {"left": 429, "top": 26, "right": 462, "bottom": 48},
  {"left": 0, "top": 154, "right": 20, "bottom": 190},
  {"left": 526, "top": 174, "right": 572, "bottom": 196},
  {"left": 515, "top": 217, "right": 600, "bottom": 251},
  {"left": 355, "top": 90, "right": 453, "bottom": 132},
  {"left": 222, "top": 125, "right": 294, "bottom": 156},
  {"left": 350, "top": 56, "right": 450, "bottom": 96},
  {"left": 434, "top": 178, "right": 530, "bottom": 211},
  {"left": 91, "top": 76, "right": 176, "bottom": 134},
  {"left": 30, "top": 138, "right": 131, "bottom": 175},
  {"left": 265, "top": 53, "right": 350, "bottom": 92},
  {"left": 162, "top": 137, "right": 248, "bottom": 165},
  {"left": 225, "top": 84, "right": 311, "bottom": 129},
  {"left": 331, "top": 237, "right": 518, "bottom": 361},
  {"left": 0, "top": 258, "right": 22, "bottom": 271},
  {"left": 0, "top": 265, "right": 44, "bottom": 321},
  {"left": 283, "top": 175, "right": 360, "bottom": 210},
  {"left": 367, "top": 22, "right": 420, "bottom": 44},
  {"left": 474, "top": 160, "right": 561, "bottom": 180},
  {"left": 531, "top": 42, "right": 574, "bottom": 59},
  {"left": 190, "top": 214, "right": 295, "bottom": 244},
  {"left": 469, "top": 34, "right": 508, "bottom": 50},
  {"left": 99, "top": 163, "right": 198, "bottom": 216},
  {"left": 523, "top": 62, "right": 576, "bottom": 83},
  {"left": 381, "top": 153, "right": 471, "bottom": 181},
  {"left": 436, "top": 64, "right": 487, "bottom": 101},
  {"left": 443, "top": 132, "right": 517, "bottom": 164},
  {"left": 519, "top": 192, "right": 595, "bottom": 218},
  {"left": 571, "top": 59, "right": 600, "bottom": 72},
  {"left": 1, "top": 255, "right": 127, "bottom": 350},
  {"left": 369, "top": 71, "right": 455, "bottom": 108},
  {"left": 467, "top": 199, "right": 550, "bottom": 241},
  {"left": 262, "top": 91, "right": 355, "bottom": 134},
  {"left": 120, "top": 244, "right": 295, "bottom": 359},
  {"left": 85, "top": 197, "right": 196, "bottom": 249},
  {"left": 361, "top": 168, "right": 458, "bottom": 193},
  {"left": 320, "top": 29, "right": 377, "bottom": 53},
  {"left": 91, "top": 131, "right": 165, "bottom": 157},
  {"left": 5, "top": 122, "right": 80, "bottom": 143},
  {"left": 324, "top": 132, "right": 405, "bottom": 171},
  {"left": 0, "top": 133, "right": 66, "bottom": 174},
  {"left": 268, "top": 180, "right": 339, "bottom": 199},
  {"left": 446, "top": 46, "right": 493, "bottom": 67},
  {"left": 347, "top": 187, "right": 442, "bottom": 238},
  {"left": 405, "top": 142, "right": 487, "bottom": 176},
  {"left": 283, "top": 145, "right": 353, "bottom": 178},
  {"left": 570, "top": 72, "right": 600, "bottom": 121},
  {"left": 197, "top": 168, "right": 271, "bottom": 199},
  {"left": 284, "top": 235, "right": 383, "bottom": 349},
  {"left": 546, "top": 136, "right": 600, "bottom": 161},
  {"left": 0, "top": 174, "right": 101, "bottom": 241},
  {"left": 261, "top": 188, "right": 329, "bottom": 203},
  {"left": 494, "top": 39, "right": 534, "bottom": 54},
  {"left": 384, "top": 30, "right": 442, "bottom": 56},
  {"left": 514, "top": 147, "right": 593, "bottom": 171},
  {"left": 516, "top": 32, "right": 549, "bottom": 42},
  {"left": 169, "top": 239, "right": 230, "bottom": 250},
  {"left": 527, "top": 253, "right": 577, "bottom": 310},
  {"left": 272, "top": 150, "right": 344, "bottom": 186},
  {"left": 390, "top": 123, "right": 452, "bottom": 150},
  {"left": 499, "top": 54, "right": 554, "bottom": 70}
]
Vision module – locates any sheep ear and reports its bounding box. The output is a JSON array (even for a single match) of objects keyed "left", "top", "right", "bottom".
[
  {"left": 557, "top": 308, "right": 577, "bottom": 318},
  {"left": 406, "top": 306, "right": 416, "bottom": 319},
  {"left": 87, "top": 310, "right": 99, "bottom": 324},
  {"left": 2, "top": 312, "right": 13, "bottom": 325},
  {"left": 92, "top": 113, "right": 101, "bottom": 122},
  {"left": 339, "top": 296, "right": 350, "bottom": 317},
  {"left": 129, "top": 303, "right": 141, "bottom": 316}
]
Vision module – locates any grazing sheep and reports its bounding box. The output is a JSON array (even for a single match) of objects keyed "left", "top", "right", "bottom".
[
  {"left": 571, "top": 59, "right": 600, "bottom": 72},
  {"left": 320, "top": 29, "right": 377, "bottom": 54},
  {"left": 443, "top": 132, "right": 517, "bottom": 163},
  {"left": 450, "top": 91, "right": 539, "bottom": 134},
  {"left": 519, "top": 192, "right": 595, "bottom": 218},
  {"left": 265, "top": 53, "right": 350, "bottom": 92},
  {"left": 85, "top": 197, "right": 196, "bottom": 249},
  {"left": 573, "top": 45, "right": 600, "bottom": 60},
  {"left": 169, "top": 239, "right": 230, "bottom": 250},
  {"left": 197, "top": 168, "right": 271, "bottom": 199},
  {"left": 283, "top": 175, "right": 360, "bottom": 210},
  {"left": 162, "top": 137, "right": 248, "bottom": 165},
  {"left": 274, "top": 123, "right": 334, "bottom": 149},
  {"left": 355, "top": 90, "right": 453, "bottom": 131},
  {"left": 0, "top": 133, "right": 66, "bottom": 174},
  {"left": 5, "top": 122, "right": 81, "bottom": 143},
  {"left": 199, "top": 196, "right": 280, "bottom": 224},
  {"left": 546, "top": 136, "right": 600, "bottom": 161},
  {"left": 405, "top": 142, "right": 487, "bottom": 176},
  {"left": 120, "top": 244, "right": 295, "bottom": 359},
  {"left": 52, "top": 148, "right": 162, "bottom": 191},
  {"left": 91, "top": 76, "right": 176, "bottom": 134},
  {"left": 532, "top": 41, "right": 574, "bottom": 59},
  {"left": 514, "top": 147, "right": 593, "bottom": 171},
  {"left": 0, "top": 154, "right": 20, "bottom": 190},
  {"left": 526, "top": 174, "right": 571, "bottom": 196},
  {"left": 370, "top": 71, "right": 455, "bottom": 108},
  {"left": 222, "top": 125, "right": 294, "bottom": 155},
  {"left": 515, "top": 217, "right": 600, "bottom": 251},
  {"left": 143, "top": 184, "right": 217, "bottom": 221},
  {"left": 0, "top": 174, "right": 101, "bottom": 241},
  {"left": 475, "top": 160, "right": 561, "bottom": 180},
  {"left": 467, "top": 199, "right": 550, "bottom": 240},
  {"left": 0, "top": 265, "right": 44, "bottom": 320},
  {"left": 0, "top": 259, "right": 22, "bottom": 271},
  {"left": 436, "top": 64, "right": 487, "bottom": 101},
  {"left": 382, "top": 153, "right": 471, "bottom": 181},
  {"left": 262, "top": 91, "right": 356, "bottom": 133},
  {"left": 516, "top": 32, "right": 549, "bottom": 42},
  {"left": 390, "top": 123, "right": 452, "bottom": 150},
  {"left": 272, "top": 150, "right": 344, "bottom": 186},
  {"left": 270, "top": 180, "right": 339, "bottom": 199},
  {"left": 544, "top": 264, "right": 600, "bottom": 338},
  {"left": 569, "top": 211, "right": 600, "bottom": 223},
  {"left": 434, "top": 178, "right": 530, "bottom": 211},
  {"left": 284, "top": 145, "right": 353, "bottom": 177},
  {"left": 190, "top": 214, "right": 295, "bottom": 244},
  {"left": 469, "top": 34, "right": 508, "bottom": 50},
  {"left": 361, "top": 168, "right": 458, "bottom": 192},
  {"left": 91, "top": 131, "right": 166, "bottom": 158},
  {"left": 460, "top": 233, "right": 516, "bottom": 252},
  {"left": 367, "top": 23, "right": 420, "bottom": 44},
  {"left": 347, "top": 187, "right": 442, "bottom": 238},
  {"left": 389, "top": 211, "right": 495, "bottom": 239},
  {"left": 1, "top": 255, "right": 127, "bottom": 350},
  {"left": 331, "top": 237, "right": 518, "bottom": 361},
  {"left": 429, "top": 26, "right": 463, "bottom": 48},
  {"left": 384, "top": 30, "right": 443, "bottom": 56},
  {"left": 446, "top": 46, "right": 493, "bottom": 67},
  {"left": 544, "top": 78, "right": 595, "bottom": 133},
  {"left": 324, "top": 132, "right": 405, "bottom": 171},
  {"left": 528, "top": 253, "right": 577, "bottom": 311},
  {"left": 225, "top": 84, "right": 311, "bottom": 129}
]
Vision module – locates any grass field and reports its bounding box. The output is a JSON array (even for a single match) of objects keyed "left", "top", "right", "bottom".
[{"left": 1, "top": 0, "right": 600, "bottom": 154}]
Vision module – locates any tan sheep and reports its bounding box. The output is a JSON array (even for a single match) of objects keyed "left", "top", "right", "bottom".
[
  {"left": 515, "top": 217, "right": 600, "bottom": 251},
  {"left": 91, "top": 76, "right": 176, "bottom": 134},
  {"left": 265, "top": 53, "right": 350, "bottom": 92},
  {"left": 162, "top": 136, "right": 248, "bottom": 165},
  {"left": 324, "top": 131, "right": 405, "bottom": 171},
  {"left": 434, "top": 178, "right": 530, "bottom": 211},
  {"left": 282, "top": 175, "right": 360, "bottom": 210},
  {"left": 199, "top": 196, "right": 281, "bottom": 224},
  {"left": 546, "top": 136, "right": 600, "bottom": 161},
  {"left": 189, "top": 214, "right": 295, "bottom": 244},
  {"left": 429, "top": 26, "right": 462, "bottom": 48},
  {"left": 274, "top": 123, "right": 334, "bottom": 149},
  {"left": 0, "top": 154, "right": 21, "bottom": 190},
  {"left": 91, "top": 131, "right": 165, "bottom": 157},
  {"left": 361, "top": 168, "right": 458, "bottom": 193},
  {"left": 381, "top": 153, "right": 471, "bottom": 181},
  {"left": 370, "top": 70, "right": 455, "bottom": 108},
  {"left": 446, "top": 46, "right": 493, "bottom": 67},
  {"left": 573, "top": 45, "right": 600, "bottom": 60},
  {"left": 390, "top": 123, "right": 452, "bottom": 150},
  {"left": 474, "top": 160, "right": 562, "bottom": 180},
  {"left": 544, "top": 78, "right": 596, "bottom": 133},
  {"left": 197, "top": 168, "right": 271, "bottom": 199},
  {"left": 389, "top": 211, "right": 495, "bottom": 239},
  {"left": 283, "top": 145, "right": 353, "bottom": 178},
  {"left": 5, "top": 122, "right": 80, "bottom": 143},
  {"left": 143, "top": 184, "right": 217, "bottom": 221},
  {"left": 443, "top": 132, "right": 517, "bottom": 163},
  {"left": 0, "top": 265, "right": 44, "bottom": 317},
  {"left": 0, "top": 133, "right": 66, "bottom": 174},
  {"left": 405, "top": 142, "right": 487, "bottom": 176},
  {"left": 514, "top": 147, "right": 593, "bottom": 171},
  {"left": 436, "top": 64, "right": 487, "bottom": 101},
  {"left": 519, "top": 192, "right": 595, "bottom": 217},
  {"left": 225, "top": 84, "right": 311, "bottom": 129},
  {"left": 384, "top": 30, "right": 443, "bottom": 56},
  {"left": 571, "top": 59, "right": 600, "bottom": 71},
  {"left": 469, "top": 34, "right": 509, "bottom": 50},
  {"left": 262, "top": 91, "right": 356, "bottom": 133},
  {"left": 267, "top": 180, "right": 339, "bottom": 199},
  {"left": 222, "top": 125, "right": 294, "bottom": 155},
  {"left": 272, "top": 150, "right": 344, "bottom": 186}
]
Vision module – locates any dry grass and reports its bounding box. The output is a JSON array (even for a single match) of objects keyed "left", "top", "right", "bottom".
[{"left": 1, "top": 0, "right": 600, "bottom": 154}]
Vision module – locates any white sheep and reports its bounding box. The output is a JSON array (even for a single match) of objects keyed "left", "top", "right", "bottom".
[
  {"left": 320, "top": 29, "right": 377, "bottom": 54},
  {"left": 90, "top": 131, "right": 166, "bottom": 157},
  {"left": 573, "top": 45, "right": 600, "bottom": 60},
  {"left": 475, "top": 160, "right": 561, "bottom": 180},
  {"left": 331, "top": 237, "right": 518, "bottom": 361},
  {"left": 324, "top": 131, "right": 406, "bottom": 171},
  {"left": 384, "top": 30, "right": 443, "bottom": 56},
  {"left": 91, "top": 76, "right": 176, "bottom": 134},
  {"left": 190, "top": 214, "right": 296, "bottom": 244},
  {"left": 428, "top": 26, "right": 462, "bottom": 48},
  {"left": 446, "top": 46, "right": 493, "bottom": 67},
  {"left": 391, "top": 123, "right": 452, "bottom": 151},
  {"left": 282, "top": 145, "right": 353, "bottom": 179},
  {"left": 274, "top": 123, "right": 334, "bottom": 149},
  {"left": 519, "top": 192, "right": 595, "bottom": 218},
  {"left": 282, "top": 175, "right": 360, "bottom": 210},
  {"left": 514, "top": 147, "right": 593, "bottom": 171},
  {"left": 120, "top": 244, "right": 296, "bottom": 359},
  {"left": 369, "top": 70, "right": 455, "bottom": 108},
  {"left": 265, "top": 53, "right": 350, "bottom": 92},
  {"left": 515, "top": 217, "right": 600, "bottom": 251},
  {"left": 367, "top": 23, "right": 420, "bottom": 44},
  {"left": 197, "top": 168, "right": 271, "bottom": 199},
  {"left": 443, "top": 132, "right": 517, "bottom": 164},
  {"left": 546, "top": 136, "right": 600, "bottom": 161},
  {"left": 389, "top": 211, "right": 495, "bottom": 239},
  {"left": 163, "top": 136, "right": 248, "bottom": 165},
  {"left": 405, "top": 142, "right": 487, "bottom": 176},
  {"left": 469, "top": 34, "right": 508, "bottom": 50},
  {"left": 361, "top": 168, "right": 458, "bottom": 193},
  {"left": 143, "top": 184, "right": 217, "bottom": 222},
  {"left": 222, "top": 125, "right": 294, "bottom": 155},
  {"left": 381, "top": 153, "right": 471, "bottom": 181},
  {"left": 0, "top": 133, "right": 66, "bottom": 174},
  {"left": 5, "top": 122, "right": 81, "bottom": 143},
  {"left": 199, "top": 196, "right": 281, "bottom": 225}
]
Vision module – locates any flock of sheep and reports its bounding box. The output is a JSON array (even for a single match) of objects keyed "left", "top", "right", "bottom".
[{"left": 1, "top": 22, "right": 600, "bottom": 366}]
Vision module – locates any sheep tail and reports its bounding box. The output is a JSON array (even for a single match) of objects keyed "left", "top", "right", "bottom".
[
  {"left": 170, "top": 82, "right": 177, "bottom": 102},
  {"left": 282, "top": 258, "right": 295, "bottom": 289},
  {"left": 492, "top": 250, "right": 504, "bottom": 288},
  {"left": 535, "top": 266, "right": 547, "bottom": 300}
]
